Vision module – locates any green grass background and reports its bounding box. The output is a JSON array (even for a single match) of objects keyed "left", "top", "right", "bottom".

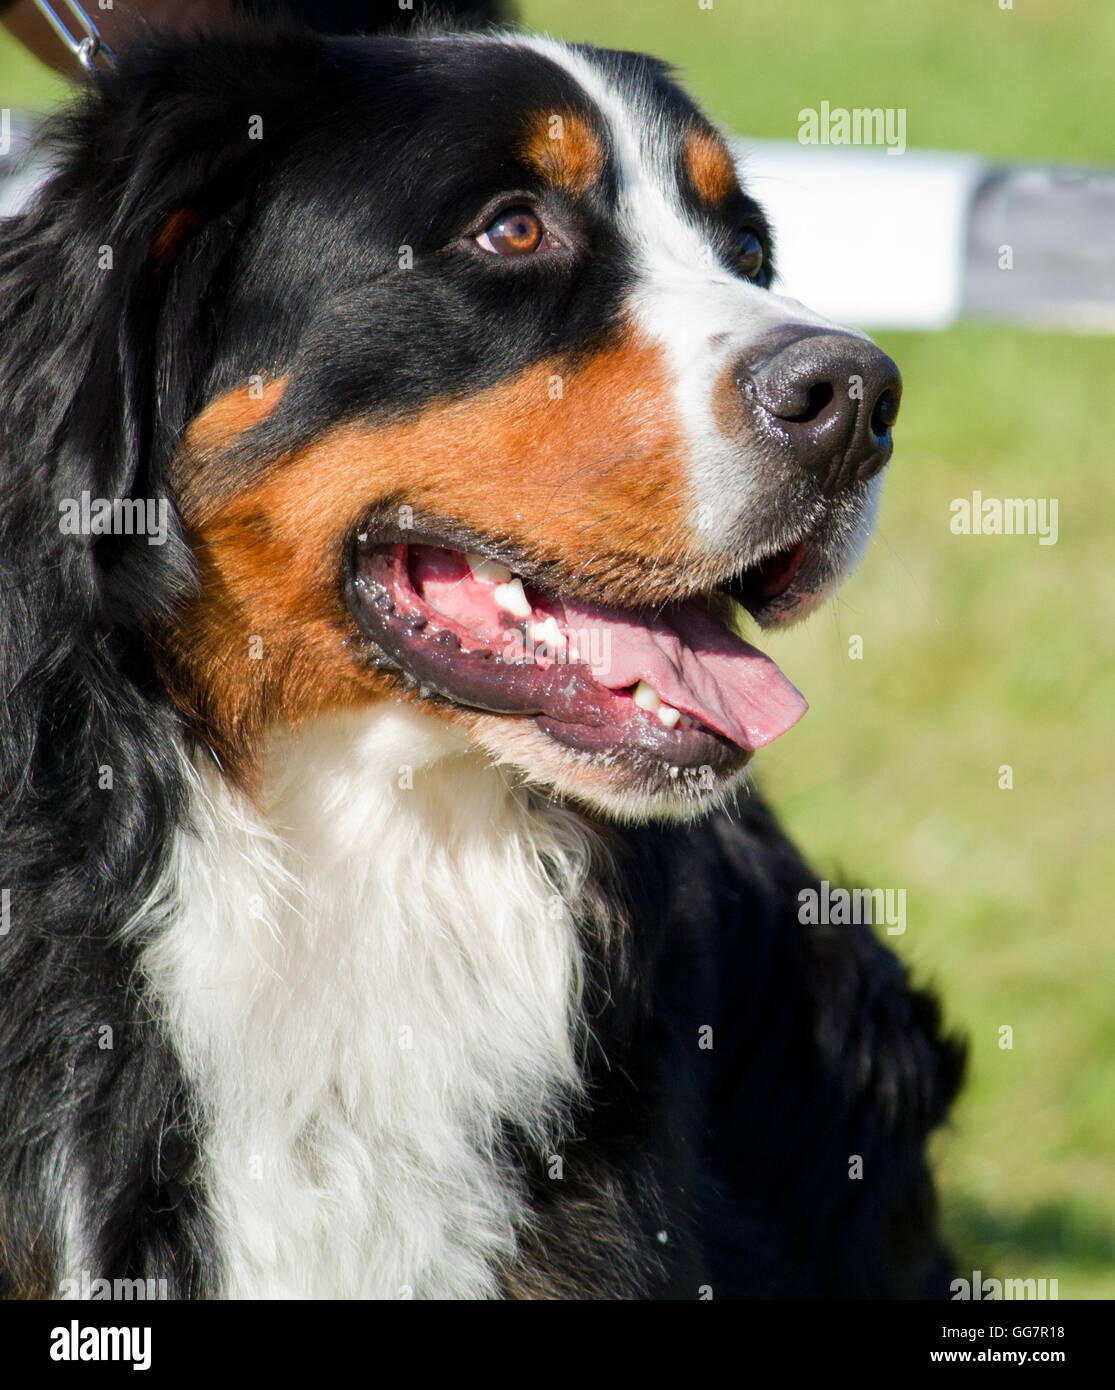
[{"left": 3, "top": 0, "right": 1113, "bottom": 1297}]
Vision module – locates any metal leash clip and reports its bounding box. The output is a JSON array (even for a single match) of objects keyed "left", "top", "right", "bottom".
[{"left": 33, "top": 0, "right": 118, "bottom": 75}]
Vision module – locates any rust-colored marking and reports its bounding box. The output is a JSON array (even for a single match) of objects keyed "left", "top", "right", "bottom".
[
  {"left": 151, "top": 207, "right": 203, "bottom": 269},
  {"left": 684, "top": 127, "right": 739, "bottom": 207},
  {"left": 519, "top": 109, "right": 605, "bottom": 196}
]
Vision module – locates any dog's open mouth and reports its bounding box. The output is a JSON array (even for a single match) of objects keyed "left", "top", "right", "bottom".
[{"left": 349, "top": 533, "right": 807, "bottom": 767}]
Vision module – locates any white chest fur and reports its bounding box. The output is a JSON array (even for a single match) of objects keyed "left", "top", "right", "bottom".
[{"left": 136, "top": 707, "right": 594, "bottom": 1298}]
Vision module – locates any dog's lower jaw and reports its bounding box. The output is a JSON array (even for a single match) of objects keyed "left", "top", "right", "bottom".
[
  {"left": 467, "top": 708, "right": 756, "bottom": 825},
  {"left": 130, "top": 705, "right": 598, "bottom": 1299}
]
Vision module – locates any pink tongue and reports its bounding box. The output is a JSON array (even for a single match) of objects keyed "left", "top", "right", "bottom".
[
  {"left": 410, "top": 548, "right": 806, "bottom": 750},
  {"left": 555, "top": 595, "right": 807, "bottom": 749}
]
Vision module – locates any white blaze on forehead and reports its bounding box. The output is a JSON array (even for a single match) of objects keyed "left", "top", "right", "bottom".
[
  {"left": 517, "top": 37, "right": 728, "bottom": 287},
  {"left": 510, "top": 36, "right": 838, "bottom": 556}
]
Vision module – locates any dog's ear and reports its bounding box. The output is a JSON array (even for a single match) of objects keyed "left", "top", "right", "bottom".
[
  {"left": 0, "top": 29, "right": 317, "bottom": 852},
  {"left": 0, "top": 29, "right": 321, "bottom": 602},
  {"left": 0, "top": 28, "right": 327, "bottom": 612}
]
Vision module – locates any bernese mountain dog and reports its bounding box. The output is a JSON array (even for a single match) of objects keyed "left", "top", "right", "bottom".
[{"left": 0, "top": 7, "right": 964, "bottom": 1299}]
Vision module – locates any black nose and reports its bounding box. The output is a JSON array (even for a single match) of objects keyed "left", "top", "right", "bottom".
[{"left": 740, "top": 331, "right": 902, "bottom": 494}]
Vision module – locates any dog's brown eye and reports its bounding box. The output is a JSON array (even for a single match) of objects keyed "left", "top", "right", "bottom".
[
  {"left": 476, "top": 208, "right": 548, "bottom": 255},
  {"left": 735, "top": 230, "right": 764, "bottom": 281}
]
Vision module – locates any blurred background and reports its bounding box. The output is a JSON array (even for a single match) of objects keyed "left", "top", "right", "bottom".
[{"left": 2, "top": 0, "right": 1112, "bottom": 1296}]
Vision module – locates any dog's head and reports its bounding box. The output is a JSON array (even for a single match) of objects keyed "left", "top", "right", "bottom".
[{"left": 1, "top": 27, "right": 900, "bottom": 821}]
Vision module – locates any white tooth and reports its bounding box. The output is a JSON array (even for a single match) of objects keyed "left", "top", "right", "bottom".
[
  {"left": 493, "top": 577, "right": 532, "bottom": 619},
  {"left": 528, "top": 617, "right": 566, "bottom": 653},
  {"left": 467, "top": 553, "right": 513, "bottom": 585},
  {"left": 657, "top": 704, "right": 681, "bottom": 729},
  {"left": 633, "top": 680, "right": 661, "bottom": 712}
]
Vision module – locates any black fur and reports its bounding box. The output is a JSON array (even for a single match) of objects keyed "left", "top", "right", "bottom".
[
  {"left": 498, "top": 799, "right": 964, "bottom": 1298},
  {"left": 0, "top": 15, "right": 963, "bottom": 1299}
]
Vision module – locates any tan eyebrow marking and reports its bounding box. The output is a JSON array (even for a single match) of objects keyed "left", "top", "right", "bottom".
[
  {"left": 684, "top": 127, "right": 740, "bottom": 207},
  {"left": 519, "top": 108, "right": 605, "bottom": 196}
]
